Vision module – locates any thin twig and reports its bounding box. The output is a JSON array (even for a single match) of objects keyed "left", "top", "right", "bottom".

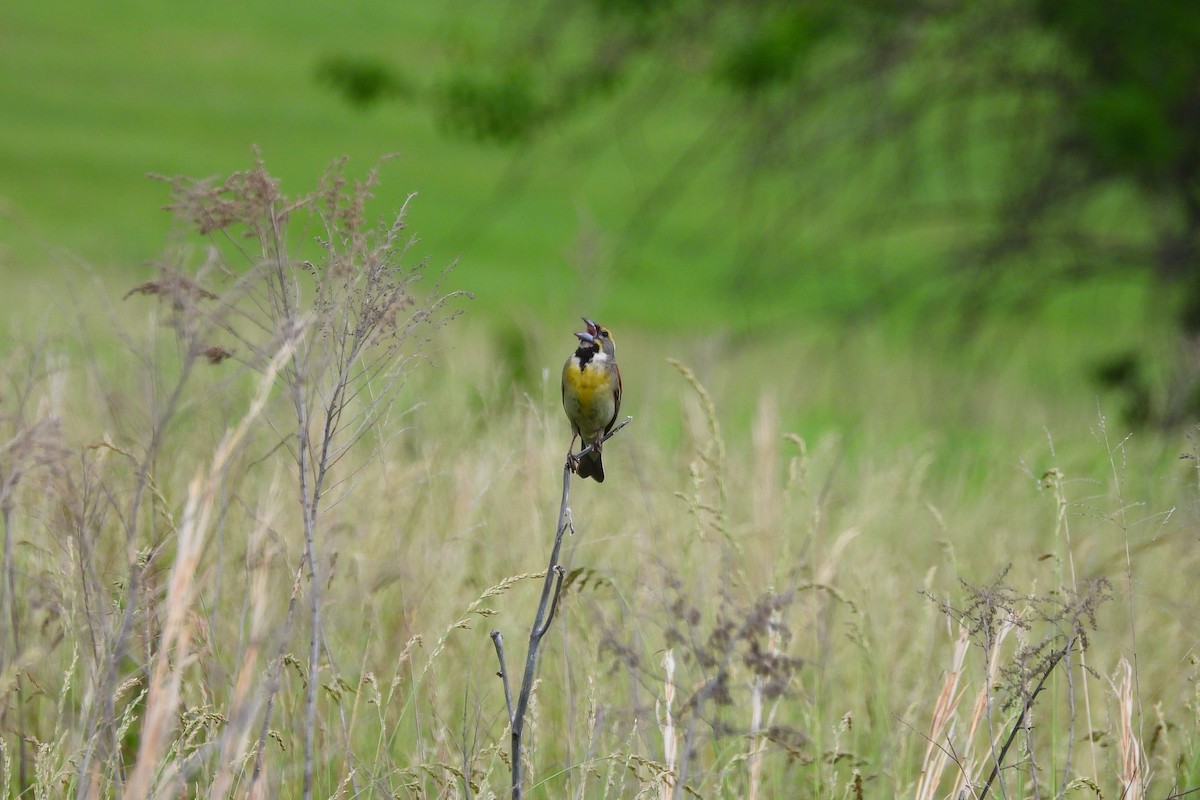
[
  {"left": 537, "top": 567, "right": 567, "bottom": 637},
  {"left": 491, "top": 631, "right": 515, "bottom": 727}
]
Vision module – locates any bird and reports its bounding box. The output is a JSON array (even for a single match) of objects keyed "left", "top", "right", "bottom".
[{"left": 561, "top": 317, "right": 622, "bottom": 482}]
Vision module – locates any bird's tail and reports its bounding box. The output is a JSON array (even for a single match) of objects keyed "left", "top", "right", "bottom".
[{"left": 576, "top": 449, "right": 604, "bottom": 482}]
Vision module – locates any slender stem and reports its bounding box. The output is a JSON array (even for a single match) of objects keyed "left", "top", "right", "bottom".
[
  {"left": 491, "top": 631, "right": 514, "bottom": 726},
  {"left": 537, "top": 567, "right": 567, "bottom": 638},
  {"left": 509, "top": 460, "right": 573, "bottom": 799},
  {"left": 250, "top": 562, "right": 305, "bottom": 790},
  {"left": 2, "top": 506, "right": 27, "bottom": 793},
  {"left": 502, "top": 416, "right": 631, "bottom": 800},
  {"left": 296, "top": 391, "right": 321, "bottom": 800}
]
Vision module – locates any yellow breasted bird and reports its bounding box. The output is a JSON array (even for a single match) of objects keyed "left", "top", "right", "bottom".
[{"left": 562, "top": 317, "right": 622, "bottom": 482}]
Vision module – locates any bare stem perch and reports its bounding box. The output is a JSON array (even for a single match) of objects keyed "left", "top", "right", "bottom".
[{"left": 492, "top": 415, "right": 632, "bottom": 800}]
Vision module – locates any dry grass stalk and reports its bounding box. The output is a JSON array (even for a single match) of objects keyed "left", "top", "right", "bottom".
[
  {"left": 124, "top": 342, "right": 292, "bottom": 798},
  {"left": 207, "top": 476, "right": 282, "bottom": 799},
  {"left": 747, "top": 608, "right": 782, "bottom": 800},
  {"left": 950, "top": 617, "right": 1015, "bottom": 798},
  {"left": 1043, "top": 466, "right": 1099, "bottom": 779},
  {"left": 1116, "top": 657, "right": 1146, "bottom": 800},
  {"left": 914, "top": 626, "right": 970, "bottom": 800},
  {"left": 751, "top": 393, "right": 780, "bottom": 535},
  {"left": 657, "top": 649, "right": 677, "bottom": 800}
]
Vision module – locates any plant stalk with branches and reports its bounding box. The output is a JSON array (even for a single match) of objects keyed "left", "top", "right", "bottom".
[{"left": 150, "top": 154, "right": 469, "bottom": 799}]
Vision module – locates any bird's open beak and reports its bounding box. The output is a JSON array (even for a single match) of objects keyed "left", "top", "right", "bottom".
[
  {"left": 581, "top": 317, "right": 599, "bottom": 336},
  {"left": 575, "top": 330, "right": 596, "bottom": 344}
]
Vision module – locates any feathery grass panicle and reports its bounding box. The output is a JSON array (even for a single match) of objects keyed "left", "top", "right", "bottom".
[
  {"left": 668, "top": 358, "right": 731, "bottom": 550},
  {"left": 423, "top": 571, "right": 543, "bottom": 687}
]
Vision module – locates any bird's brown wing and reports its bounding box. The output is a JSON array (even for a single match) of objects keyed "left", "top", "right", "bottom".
[{"left": 604, "top": 362, "right": 622, "bottom": 435}]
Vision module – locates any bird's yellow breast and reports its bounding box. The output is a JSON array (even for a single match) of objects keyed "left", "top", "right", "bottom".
[
  {"left": 564, "top": 360, "right": 610, "bottom": 401},
  {"left": 562, "top": 356, "right": 616, "bottom": 438}
]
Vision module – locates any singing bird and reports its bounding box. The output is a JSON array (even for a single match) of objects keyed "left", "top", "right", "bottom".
[{"left": 561, "top": 317, "right": 622, "bottom": 482}]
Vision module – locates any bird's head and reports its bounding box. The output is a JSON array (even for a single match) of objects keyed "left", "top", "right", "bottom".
[{"left": 576, "top": 317, "right": 615, "bottom": 357}]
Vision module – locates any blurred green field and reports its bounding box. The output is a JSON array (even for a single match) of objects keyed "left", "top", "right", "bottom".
[
  {"left": 1, "top": 0, "right": 1180, "bottom": 435},
  {"left": 1, "top": 2, "right": 1197, "bottom": 797},
  {"left": 2, "top": 0, "right": 739, "bottom": 323},
  {"left": 0, "top": 0, "right": 1168, "bottom": 334}
]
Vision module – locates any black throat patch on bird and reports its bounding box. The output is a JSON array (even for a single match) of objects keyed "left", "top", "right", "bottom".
[{"left": 574, "top": 344, "right": 599, "bottom": 369}]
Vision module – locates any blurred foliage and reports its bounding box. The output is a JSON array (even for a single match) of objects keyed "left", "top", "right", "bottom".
[
  {"left": 309, "top": 0, "right": 1200, "bottom": 425},
  {"left": 437, "top": 70, "right": 548, "bottom": 143},
  {"left": 716, "top": 5, "right": 840, "bottom": 92},
  {"left": 1029, "top": 0, "right": 1200, "bottom": 337},
  {"left": 315, "top": 55, "right": 411, "bottom": 108},
  {"left": 320, "top": 0, "right": 1195, "bottom": 427},
  {"left": 1037, "top": 0, "right": 1200, "bottom": 180},
  {"left": 1023, "top": 0, "right": 1200, "bottom": 423}
]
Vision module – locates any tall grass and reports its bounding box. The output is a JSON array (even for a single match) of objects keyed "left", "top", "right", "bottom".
[{"left": 1, "top": 160, "right": 1198, "bottom": 798}]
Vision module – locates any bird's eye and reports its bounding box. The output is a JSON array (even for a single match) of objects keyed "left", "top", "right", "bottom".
[{"left": 600, "top": 329, "right": 609, "bottom": 338}]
